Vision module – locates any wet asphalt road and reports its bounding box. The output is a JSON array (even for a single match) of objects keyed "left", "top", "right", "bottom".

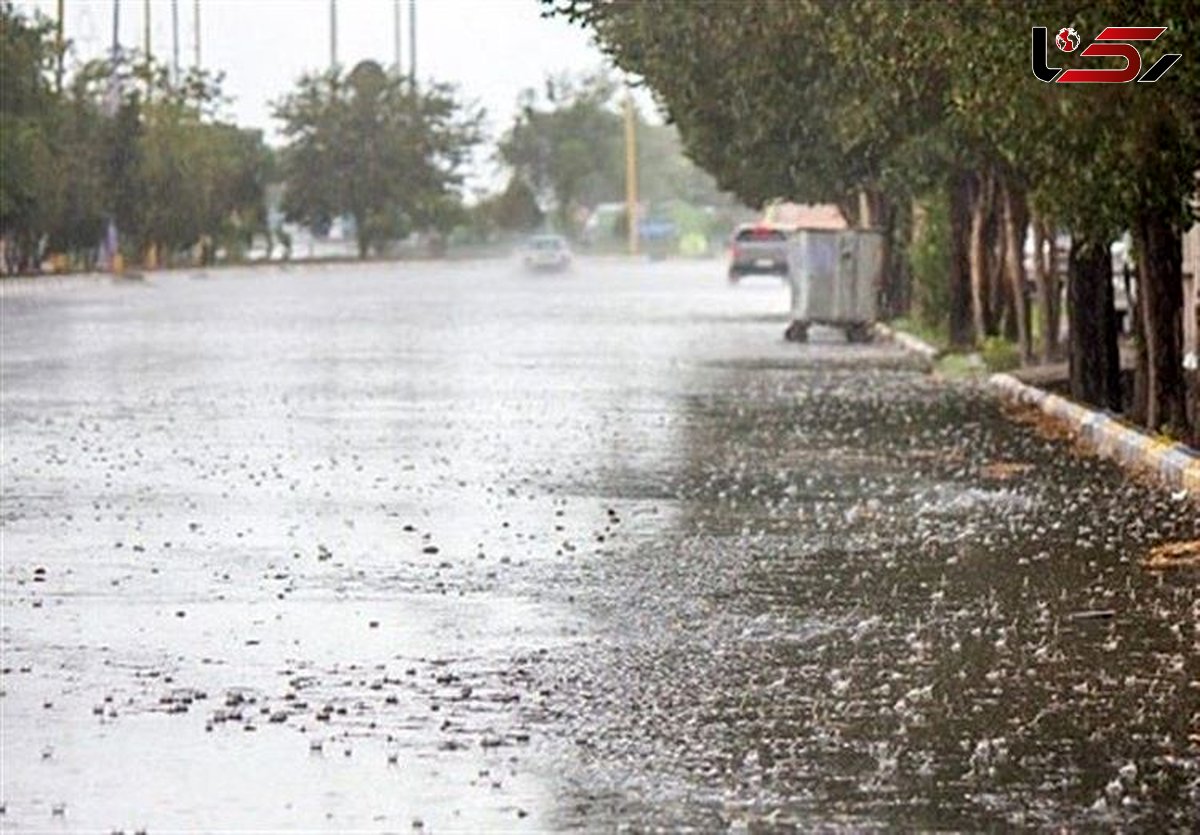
[{"left": 1, "top": 258, "right": 1197, "bottom": 832}]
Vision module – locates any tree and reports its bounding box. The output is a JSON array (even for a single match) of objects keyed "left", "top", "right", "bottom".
[
  {"left": 1, "top": 1, "right": 58, "bottom": 271},
  {"left": 1121, "top": 5, "right": 1200, "bottom": 440},
  {"left": 552, "top": 2, "right": 941, "bottom": 317},
  {"left": 498, "top": 72, "right": 624, "bottom": 237},
  {"left": 1024, "top": 3, "right": 1199, "bottom": 435},
  {"left": 1, "top": 1, "right": 270, "bottom": 274},
  {"left": 42, "top": 70, "right": 108, "bottom": 265},
  {"left": 552, "top": 0, "right": 1198, "bottom": 440},
  {"left": 477, "top": 176, "right": 544, "bottom": 234},
  {"left": 496, "top": 69, "right": 734, "bottom": 241},
  {"left": 70, "top": 55, "right": 267, "bottom": 267},
  {"left": 274, "top": 61, "right": 482, "bottom": 258},
  {"left": 636, "top": 119, "right": 728, "bottom": 207}
]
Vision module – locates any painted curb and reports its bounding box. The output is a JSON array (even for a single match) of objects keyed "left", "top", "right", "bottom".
[
  {"left": 989, "top": 372, "right": 1200, "bottom": 497},
  {"left": 873, "top": 323, "right": 941, "bottom": 361}
]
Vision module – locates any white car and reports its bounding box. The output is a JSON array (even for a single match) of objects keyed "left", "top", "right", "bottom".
[{"left": 521, "top": 234, "right": 572, "bottom": 272}]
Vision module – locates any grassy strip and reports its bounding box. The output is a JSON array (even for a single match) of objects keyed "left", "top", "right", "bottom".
[{"left": 887, "top": 317, "right": 1022, "bottom": 377}]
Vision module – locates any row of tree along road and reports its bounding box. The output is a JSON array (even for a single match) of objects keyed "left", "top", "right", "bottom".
[
  {"left": 4, "top": 2, "right": 1196, "bottom": 446},
  {"left": 552, "top": 0, "right": 1200, "bottom": 447},
  {"left": 2, "top": 6, "right": 267, "bottom": 272},
  {"left": 2, "top": 3, "right": 738, "bottom": 271}
]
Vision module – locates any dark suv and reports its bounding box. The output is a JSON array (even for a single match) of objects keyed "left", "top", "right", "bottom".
[{"left": 727, "top": 225, "right": 790, "bottom": 282}]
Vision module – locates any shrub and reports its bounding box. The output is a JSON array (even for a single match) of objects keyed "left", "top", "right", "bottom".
[
  {"left": 981, "top": 337, "right": 1021, "bottom": 372},
  {"left": 909, "top": 191, "right": 951, "bottom": 333}
]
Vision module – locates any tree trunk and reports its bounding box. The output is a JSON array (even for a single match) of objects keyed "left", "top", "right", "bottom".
[
  {"left": 1128, "top": 254, "right": 1149, "bottom": 424},
  {"left": 1067, "top": 237, "right": 1121, "bottom": 411},
  {"left": 995, "top": 228, "right": 1017, "bottom": 342},
  {"left": 987, "top": 196, "right": 1006, "bottom": 337},
  {"left": 1001, "top": 181, "right": 1032, "bottom": 362},
  {"left": 1135, "top": 211, "right": 1188, "bottom": 437},
  {"left": 999, "top": 274, "right": 1019, "bottom": 342},
  {"left": 863, "top": 189, "right": 901, "bottom": 319},
  {"left": 948, "top": 173, "right": 974, "bottom": 348},
  {"left": 354, "top": 210, "right": 370, "bottom": 259},
  {"left": 968, "top": 171, "right": 992, "bottom": 343},
  {"left": 891, "top": 198, "right": 912, "bottom": 317},
  {"left": 1032, "top": 218, "right": 1059, "bottom": 362},
  {"left": 837, "top": 194, "right": 861, "bottom": 229}
]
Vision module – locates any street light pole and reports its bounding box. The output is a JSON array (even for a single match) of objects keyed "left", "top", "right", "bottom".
[{"left": 193, "top": 0, "right": 200, "bottom": 69}]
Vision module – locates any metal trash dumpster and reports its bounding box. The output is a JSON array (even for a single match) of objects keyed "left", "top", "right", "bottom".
[{"left": 783, "top": 229, "right": 883, "bottom": 343}]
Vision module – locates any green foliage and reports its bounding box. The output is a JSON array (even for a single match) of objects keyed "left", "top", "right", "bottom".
[
  {"left": 552, "top": 0, "right": 1199, "bottom": 235},
  {"left": 0, "top": 2, "right": 271, "bottom": 271},
  {"left": 498, "top": 71, "right": 623, "bottom": 236},
  {"left": 1, "top": 1, "right": 58, "bottom": 264},
  {"left": 552, "top": 3, "right": 908, "bottom": 209},
  {"left": 980, "top": 337, "right": 1021, "bottom": 373},
  {"left": 635, "top": 120, "right": 728, "bottom": 207},
  {"left": 934, "top": 351, "right": 988, "bottom": 379},
  {"left": 890, "top": 316, "right": 948, "bottom": 353},
  {"left": 496, "top": 70, "right": 733, "bottom": 239},
  {"left": 552, "top": 0, "right": 1200, "bottom": 415},
  {"left": 474, "top": 177, "right": 544, "bottom": 235},
  {"left": 274, "top": 61, "right": 483, "bottom": 258},
  {"left": 909, "top": 191, "right": 951, "bottom": 333}
]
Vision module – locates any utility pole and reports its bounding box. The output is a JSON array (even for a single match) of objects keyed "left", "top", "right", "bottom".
[
  {"left": 143, "top": 0, "right": 153, "bottom": 100},
  {"left": 330, "top": 0, "right": 338, "bottom": 70},
  {"left": 55, "top": 0, "right": 64, "bottom": 93},
  {"left": 172, "top": 0, "right": 180, "bottom": 84},
  {"left": 408, "top": 0, "right": 416, "bottom": 82},
  {"left": 393, "top": 0, "right": 401, "bottom": 75},
  {"left": 108, "top": 0, "right": 121, "bottom": 109},
  {"left": 193, "top": 0, "right": 200, "bottom": 68},
  {"left": 624, "top": 92, "right": 639, "bottom": 256}
]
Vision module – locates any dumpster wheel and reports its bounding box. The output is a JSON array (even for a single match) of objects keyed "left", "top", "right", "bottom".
[{"left": 784, "top": 320, "right": 809, "bottom": 343}]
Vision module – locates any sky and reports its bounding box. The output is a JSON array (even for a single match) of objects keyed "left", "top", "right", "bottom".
[{"left": 21, "top": 0, "right": 630, "bottom": 157}]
